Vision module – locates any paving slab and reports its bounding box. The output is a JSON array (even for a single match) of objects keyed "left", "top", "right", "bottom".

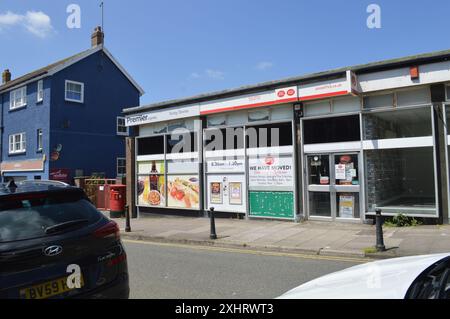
[{"left": 110, "top": 212, "right": 450, "bottom": 259}]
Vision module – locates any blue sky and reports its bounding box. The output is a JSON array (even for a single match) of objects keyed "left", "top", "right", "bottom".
[{"left": 0, "top": 0, "right": 450, "bottom": 106}]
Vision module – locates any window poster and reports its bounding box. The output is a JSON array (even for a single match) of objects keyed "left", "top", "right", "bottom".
[
  {"left": 229, "top": 182, "right": 242, "bottom": 205},
  {"left": 339, "top": 194, "right": 354, "bottom": 218},
  {"left": 210, "top": 182, "right": 223, "bottom": 204},
  {"left": 137, "top": 175, "right": 166, "bottom": 207},
  {"left": 167, "top": 175, "right": 200, "bottom": 209},
  {"left": 248, "top": 156, "right": 294, "bottom": 189},
  {"left": 138, "top": 160, "right": 165, "bottom": 174},
  {"left": 335, "top": 164, "right": 347, "bottom": 180},
  {"left": 206, "top": 174, "right": 246, "bottom": 213}
]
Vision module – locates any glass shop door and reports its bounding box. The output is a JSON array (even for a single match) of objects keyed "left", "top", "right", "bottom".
[{"left": 306, "top": 153, "right": 361, "bottom": 220}]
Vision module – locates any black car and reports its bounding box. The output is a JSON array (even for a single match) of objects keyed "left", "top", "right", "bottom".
[{"left": 0, "top": 182, "right": 129, "bottom": 299}]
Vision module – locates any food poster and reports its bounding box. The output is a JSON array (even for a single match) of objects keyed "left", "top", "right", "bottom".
[
  {"left": 206, "top": 174, "right": 246, "bottom": 213},
  {"left": 138, "top": 160, "right": 165, "bottom": 174},
  {"left": 167, "top": 175, "right": 200, "bottom": 209},
  {"left": 137, "top": 175, "right": 166, "bottom": 207},
  {"left": 137, "top": 160, "right": 166, "bottom": 207}
]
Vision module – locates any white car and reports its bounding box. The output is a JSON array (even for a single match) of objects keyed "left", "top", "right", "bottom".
[{"left": 279, "top": 253, "right": 450, "bottom": 299}]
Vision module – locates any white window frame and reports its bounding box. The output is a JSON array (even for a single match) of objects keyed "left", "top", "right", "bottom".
[
  {"left": 117, "top": 157, "right": 126, "bottom": 177},
  {"left": 116, "top": 117, "right": 129, "bottom": 136},
  {"left": 9, "top": 132, "right": 26, "bottom": 154},
  {"left": 37, "top": 129, "right": 43, "bottom": 151},
  {"left": 37, "top": 80, "right": 44, "bottom": 102},
  {"left": 65, "top": 80, "right": 84, "bottom": 103},
  {"left": 10, "top": 86, "right": 27, "bottom": 110}
]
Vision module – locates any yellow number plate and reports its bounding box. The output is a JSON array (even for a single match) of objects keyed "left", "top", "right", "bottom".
[{"left": 20, "top": 275, "right": 84, "bottom": 299}]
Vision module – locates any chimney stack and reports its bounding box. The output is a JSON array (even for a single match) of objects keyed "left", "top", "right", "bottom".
[
  {"left": 91, "top": 26, "right": 104, "bottom": 47},
  {"left": 2, "top": 69, "right": 11, "bottom": 84}
]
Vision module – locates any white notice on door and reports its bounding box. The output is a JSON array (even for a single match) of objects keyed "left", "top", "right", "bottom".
[{"left": 335, "top": 164, "right": 346, "bottom": 180}]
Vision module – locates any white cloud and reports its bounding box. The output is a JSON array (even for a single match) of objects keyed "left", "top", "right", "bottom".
[
  {"left": 189, "top": 72, "right": 201, "bottom": 79},
  {"left": 189, "top": 69, "right": 225, "bottom": 80},
  {"left": 0, "top": 11, "right": 23, "bottom": 27},
  {"left": 256, "top": 61, "right": 273, "bottom": 71},
  {"left": 205, "top": 69, "right": 224, "bottom": 80},
  {"left": 0, "top": 10, "right": 54, "bottom": 38}
]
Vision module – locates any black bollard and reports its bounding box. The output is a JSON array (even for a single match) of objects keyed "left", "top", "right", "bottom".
[
  {"left": 125, "top": 205, "right": 131, "bottom": 233},
  {"left": 210, "top": 207, "right": 217, "bottom": 240},
  {"left": 375, "top": 209, "right": 385, "bottom": 252}
]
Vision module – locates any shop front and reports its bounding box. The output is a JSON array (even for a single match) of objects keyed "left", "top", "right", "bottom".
[
  {"left": 127, "top": 104, "right": 202, "bottom": 214},
  {"left": 124, "top": 50, "right": 450, "bottom": 224},
  {"left": 1, "top": 158, "right": 47, "bottom": 182},
  {"left": 300, "top": 82, "right": 439, "bottom": 221},
  {"left": 201, "top": 86, "right": 299, "bottom": 220}
]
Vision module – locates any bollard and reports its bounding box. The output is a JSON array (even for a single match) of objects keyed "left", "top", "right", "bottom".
[
  {"left": 210, "top": 207, "right": 217, "bottom": 240},
  {"left": 375, "top": 209, "right": 386, "bottom": 252},
  {"left": 125, "top": 205, "right": 131, "bottom": 233}
]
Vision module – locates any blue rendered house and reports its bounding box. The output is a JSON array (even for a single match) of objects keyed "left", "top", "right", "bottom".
[{"left": 0, "top": 27, "right": 144, "bottom": 183}]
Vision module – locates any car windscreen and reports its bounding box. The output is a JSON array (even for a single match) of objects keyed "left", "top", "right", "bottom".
[{"left": 0, "top": 191, "right": 103, "bottom": 243}]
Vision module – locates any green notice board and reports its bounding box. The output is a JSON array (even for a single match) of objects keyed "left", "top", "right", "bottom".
[{"left": 249, "top": 191, "right": 294, "bottom": 219}]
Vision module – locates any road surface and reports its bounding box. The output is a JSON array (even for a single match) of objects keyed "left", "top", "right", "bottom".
[{"left": 123, "top": 240, "right": 364, "bottom": 299}]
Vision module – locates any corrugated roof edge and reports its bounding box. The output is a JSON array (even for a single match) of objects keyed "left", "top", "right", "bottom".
[{"left": 123, "top": 48, "right": 450, "bottom": 115}]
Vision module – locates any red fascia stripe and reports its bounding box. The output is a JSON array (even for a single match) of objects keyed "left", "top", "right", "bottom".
[
  {"left": 200, "top": 97, "right": 299, "bottom": 115},
  {"left": 298, "top": 90, "right": 349, "bottom": 101}
]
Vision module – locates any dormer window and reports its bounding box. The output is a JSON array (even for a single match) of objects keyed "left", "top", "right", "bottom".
[
  {"left": 10, "top": 86, "right": 27, "bottom": 110},
  {"left": 65, "top": 80, "right": 84, "bottom": 103}
]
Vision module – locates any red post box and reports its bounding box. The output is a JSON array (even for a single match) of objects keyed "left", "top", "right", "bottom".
[{"left": 109, "top": 185, "right": 127, "bottom": 218}]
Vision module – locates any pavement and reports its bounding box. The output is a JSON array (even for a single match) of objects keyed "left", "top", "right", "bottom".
[{"left": 106, "top": 212, "right": 450, "bottom": 259}]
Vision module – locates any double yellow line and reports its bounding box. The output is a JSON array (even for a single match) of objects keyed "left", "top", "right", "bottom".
[{"left": 123, "top": 239, "right": 369, "bottom": 264}]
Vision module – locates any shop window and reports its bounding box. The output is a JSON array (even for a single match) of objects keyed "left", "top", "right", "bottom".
[
  {"left": 303, "top": 115, "right": 360, "bottom": 145},
  {"left": 153, "top": 123, "right": 168, "bottom": 134},
  {"left": 137, "top": 136, "right": 164, "bottom": 155},
  {"left": 168, "top": 121, "right": 186, "bottom": 132},
  {"left": 167, "top": 132, "right": 198, "bottom": 154},
  {"left": 307, "top": 155, "right": 330, "bottom": 185},
  {"left": 363, "top": 93, "right": 394, "bottom": 109},
  {"left": 271, "top": 105, "right": 293, "bottom": 121},
  {"left": 365, "top": 147, "right": 436, "bottom": 215},
  {"left": 309, "top": 192, "right": 331, "bottom": 217},
  {"left": 332, "top": 96, "right": 360, "bottom": 113},
  {"left": 363, "top": 107, "right": 432, "bottom": 140},
  {"left": 205, "top": 127, "right": 244, "bottom": 151},
  {"left": 397, "top": 87, "right": 430, "bottom": 107},
  {"left": 304, "top": 100, "right": 331, "bottom": 117},
  {"left": 207, "top": 115, "right": 227, "bottom": 127},
  {"left": 446, "top": 86, "right": 450, "bottom": 101},
  {"left": 248, "top": 109, "right": 270, "bottom": 122},
  {"left": 336, "top": 193, "right": 360, "bottom": 218},
  {"left": 246, "top": 122, "right": 293, "bottom": 148}
]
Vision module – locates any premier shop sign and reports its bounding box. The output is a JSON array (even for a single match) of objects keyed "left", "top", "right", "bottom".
[{"left": 126, "top": 104, "right": 200, "bottom": 126}]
